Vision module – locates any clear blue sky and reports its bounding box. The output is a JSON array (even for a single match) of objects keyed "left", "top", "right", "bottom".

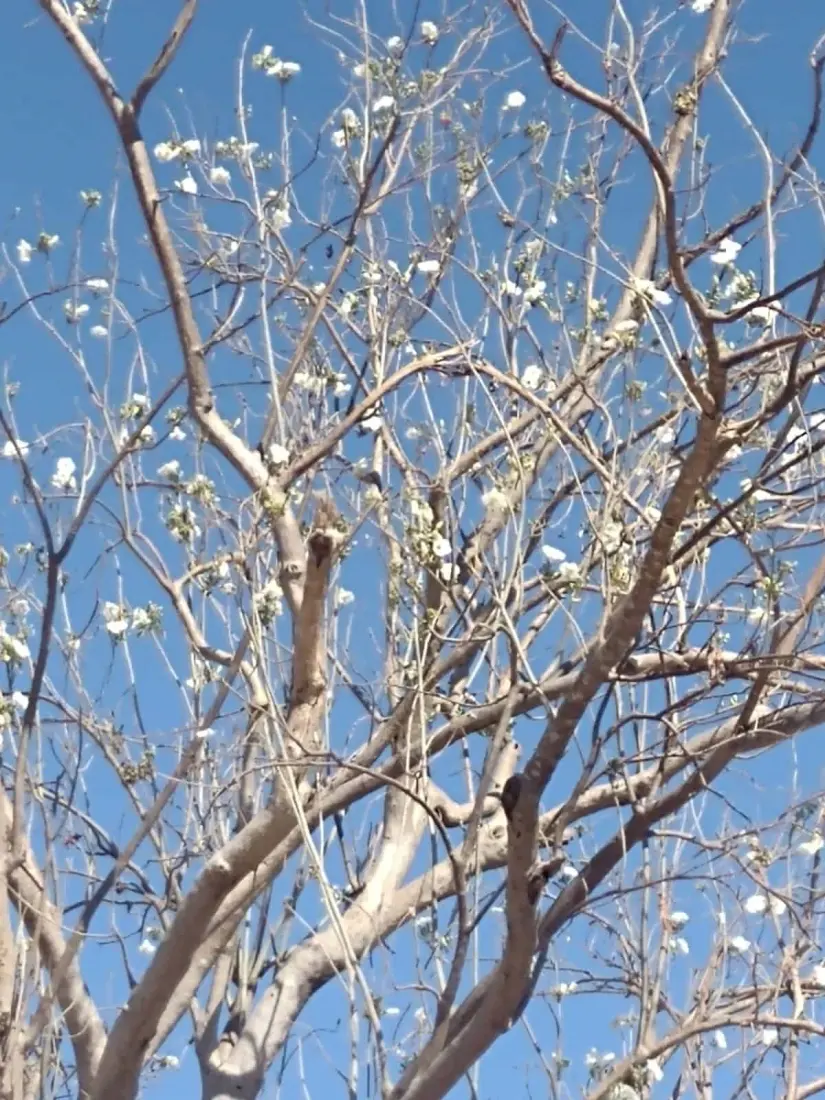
[{"left": 2, "top": 1, "right": 824, "bottom": 1097}]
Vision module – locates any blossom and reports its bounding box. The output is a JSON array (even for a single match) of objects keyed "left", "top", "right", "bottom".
[
  {"left": 90, "top": 325, "right": 108, "bottom": 338},
  {"left": 417, "top": 259, "right": 440, "bottom": 274},
  {"left": 331, "top": 129, "right": 347, "bottom": 148},
  {"left": 559, "top": 863, "right": 578, "bottom": 880},
  {"left": 86, "top": 278, "right": 109, "bottom": 294},
  {"left": 420, "top": 20, "right": 439, "bottom": 44},
  {"left": 523, "top": 280, "right": 546, "bottom": 305},
  {"left": 0, "top": 624, "right": 30, "bottom": 664},
  {"left": 521, "top": 364, "right": 543, "bottom": 389},
  {"left": 64, "top": 301, "right": 90, "bottom": 323},
  {"left": 1, "top": 440, "right": 29, "bottom": 459},
  {"left": 440, "top": 562, "right": 460, "bottom": 583},
  {"left": 37, "top": 232, "right": 60, "bottom": 254},
  {"left": 669, "top": 910, "right": 690, "bottom": 929},
  {"left": 387, "top": 35, "right": 404, "bottom": 53},
  {"left": 335, "top": 588, "right": 355, "bottom": 608},
  {"left": 712, "top": 1030, "right": 727, "bottom": 1049},
  {"left": 504, "top": 90, "right": 526, "bottom": 110},
  {"left": 432, "top": 535, "right": 452, "bottom": 558},
  {"left": 710, "top": 237, "right": 741, "bottom": 265},
  {"left": 691, "top": 0, "right": 715, "bottom": 10},
  {"left": 266, "top": 443, "right": 290, "bottom": 466},
  {"left": 541, "top": 545, "right": 566, "bottom": 565},
  {"left": 557, "top": 561, "right": 580, "bottom": 582},
  {"left": 811, "top": 964, "right": 825, "bottom": 986},
  {"left": 131, "top": 606, "right": 159, "bottom": 635},
  {"left": 210, "top": 166, "right": 231, "bottom": 187},
  {"left": 161, "top": 1055, "right": 180, "bottom": 1069},
  {"left": 102, "top": 602, "right": 129, "bottom": 637},
  {"left": 646, "top": 1059, "right": 664, "bottom": 1083},
  {"left": 154, "top": 141, "right": 180, "bottom": 162},
  {"left": 176, "top": 175, "right": 198, "bottom": 196},
  {"left": 360, "top": 414, "right": 383, "bottom": 433},
  {"left": 614, "top": 318, "right": 639, "bottom": 333},
  {"left": 672, "top": 936, "right": 690, "bottom": 955},
  {"left": 758, "top": 1027, "right": 778, "bottom": 1046},
  {"left": 744, "top": 894, "right": 768, "bottom": 915},
  {"left": 51, "top": 457, "right": 77, "bottom": 492},
  {"left": 169, "top": 426, "right": 186, "bottom": 441},
  {"left": 729, "top": 935, "right": 751, "bottom": 954},
  {"left": 482, "top": 488, "right": 508, "bottom": 510},
  {"left": 633, "top": 277, "right": 672, "bottom": 307},
  {"left": 372, "top": 95, "right": 396, "bottom": 114},
  {"left": 196, "top": 727, "right": 215, "bottom": 739},
  {"left": 769, "top": 896, "right": 787, "bottom": 916},
  {"left": 157, "top": 460, "right": 182, "bottom": 481},
  {"left": 181, "top": 139, "right": 200, "bottom": 156},
  {"left": 11, "top": 692, "right": 28, "bottom": 711},
  {"left": 800, "top": 834, "right": 825, "bottom": 855},
  {"left": 16, "top": 239, "right": 32, "bottom": 264},
  {"left": 138, "top": 938, "right": 156, "bottom": 955},
  {"left": 267, "top": 59, "right": 301, "bottom": 81}
]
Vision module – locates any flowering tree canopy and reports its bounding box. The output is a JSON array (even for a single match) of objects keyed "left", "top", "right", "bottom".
[{"left": 2, "top": 1, "right": 825, "bottom": 1098}]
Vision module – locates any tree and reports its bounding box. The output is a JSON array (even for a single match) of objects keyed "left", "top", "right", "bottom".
[{"left": 2, "top": 0, "right": 825, "bottom": 1096}]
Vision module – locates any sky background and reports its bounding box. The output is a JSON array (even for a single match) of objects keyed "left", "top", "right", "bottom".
[{"left": 2, "top": 1, "right": 825, "bottom": 1098}]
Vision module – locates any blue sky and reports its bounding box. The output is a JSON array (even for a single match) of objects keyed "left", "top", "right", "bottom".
[{"left": 2, "top": 1, "right": 825, "bottom": 1098}]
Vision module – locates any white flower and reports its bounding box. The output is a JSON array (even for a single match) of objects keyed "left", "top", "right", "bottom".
[
  {"left": 38, "top": 233, "right": 60, "bottom": 253},
  {"left": 501, "top": 278, "right": 522, "bottom": 297},
  {"left": 51, "top": 457, "right": 77, "bottom": 492},
  {"left": 138, "top": 938, "right": 156, "bottom": 955},
  {"left": 139, "top": 425, "right": 155, "bottom": 446},
  {"left": 800, "top": 835, "right": 824, "bottom": 856},
  {"left": 633, "top": 277, "right": 672, "bottom": 307},
  {"left": 758, "top": 1027, "right": 778, "bottom": 1046},
  {"left": 710, "top": 237, "right": 741, "bottom": 265},
  {"left": 162, "top": 1055, "right": 180, "bottom": 1069},
  {"left": 811, "top": 964, "right": 825, "bottom": 986},
  {"left": 769, "top": 896, "right": 787, "bottom": 916},
  {"left": 181, "top": 139, "right": 201, "bottom": 156},
  {"left": 420, "top": 20, "right": 439, "bottom": 44},
  {"left": 157, "top": 460, "right": 182, "bottom": 481},
  {"left": 541, "top": 545, "right": 566, "bottom": 565},
  {"left": 504, "top": 90, "right": 526, "bottom": 111},
  {"left": 331, "top": 129, "right": 347, "bottom": 148},
  {"left": 16, "top": 239, "right": 32, "bottom": 264},
  {"left": 559, "top": 863, "right": 578, "bottom": 880},
  {"left": 196, "top": 726, "right": 215, "bottom": 739},
  {"left": 266, "top": 443, "right": 290, "bottom": 467},
  {"left": 614, "top": 319, "right": 639, "bottom": 333},
  {"left": 335, "top": 588, "right": 355, "bottom": 608},
  {"left": 64, "top": 301, "right": 90, "bottom": 323},
  {"left": 209, "top": 166, "right": 231, "bottom": 187},
  {"left": 372, "top": 95, "right": 396, "bottom": 114},
  {"left": 523, "top": 280, "right": 546, "bottom": 305},
  {"left": 154, "top": 141, "right": 180, "bottom": 162},
  {"left": 417, "top": 259, "right": 440, "bottom": 274},
  {"left": 691, "top": 0, "right": 715, "bottom": 10},
  {"left": 673, "top": 936, "right": 690, "bottom": 955},
  {"left": 169, "top": 426, "right": 186, "bottom": 441},
  {"left": 90, "top": 325, "right": 108, "bottom": 338},
  {"left": 646, "top": 1059, "right": 664, "bottom": 1083},
  {"left": 1, "top": 440, "right": 29, "bottom": 459},
  {"left": 521, "top": 364, "right": 543, "bottom": 389},
  {"left": 432, "top": 535, "right": 452, "bottom": 558},
  {"left": 102, "top": 602, "right": 129, "bottom": 637},
  {"left": 11, "top": 692, "right": 28, "bottom": 711},
  {"left": 86, "top": 278, "right": 109, "bottom": 293},
  {"left": 745, "top": 302, "right": 776, "bottom": 326},
  {"left": 712, "top": 1030, "right": 728, "bottom": 1049},
  {"left": 131, "top": 607, "right": 155, "bottom": 634},
  {"left": 729, "top": 935, "right": 751, "bottom": 954},
  {"left": 669, "top": 911, "right": 690, "bottom": 929},
  {"left": 267, "top": 59, "right": 301, "bottom": 81},
  {"left": 360, "top": 414, "right": 383, "bottom": 433},
  {"left": 482, "top": 488, "right": 508, "bottom": 510},
  {"left": 557, "top": 561, "right": 580, "bottom": 582},
  {"left": 387, "top": 35, "right": 404, "bottom": 53},
  {"left": 744, "top": 894, "right": 768, "bottom": 915},
  {"left": 176, "top": 175, "right": 198, "bottom": 196},
  {"left": 440, "top": 562, "right": 460, "bottom": 583}
]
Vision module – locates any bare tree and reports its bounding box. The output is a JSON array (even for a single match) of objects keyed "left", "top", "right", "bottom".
[{"left": 2, "top": 0, "right": 825, "bottom": 1097}]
